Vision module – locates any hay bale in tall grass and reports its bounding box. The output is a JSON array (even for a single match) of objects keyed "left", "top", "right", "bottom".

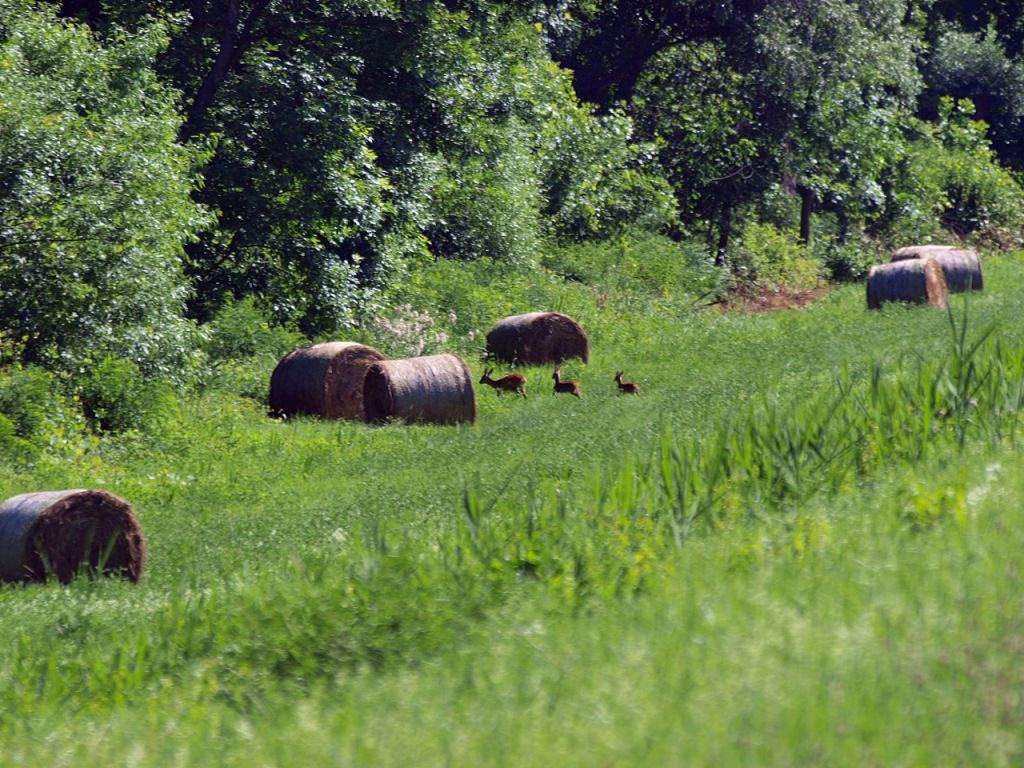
[
  {"left": 0, "top": 490, "right": 145, "bottom": 583},
  {"left": 866, "top": 258, "right": 949, "bottom": 310},
  {"left": 890, "top": 245, "right": 983, "bottom": 292},
  {"left": 485, "top": 312, "right": 589, "bottom": 366},
  {"left": 269, "top": 342, "right": 386, "bottom": 421},
  {"left": 363, "top": 353, "right": 476, "bottom": 425}
]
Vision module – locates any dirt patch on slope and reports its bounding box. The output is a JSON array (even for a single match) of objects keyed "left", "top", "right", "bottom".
[{"left": 717, "top": 285, "right": 833, "bottom": 314}]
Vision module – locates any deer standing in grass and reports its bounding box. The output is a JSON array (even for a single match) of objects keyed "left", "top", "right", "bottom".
[
  {"left": 552, "top": 366, "right": 581, "bottom": 398},
  {"left": 480, "top": 367, "right": 528, "bottom": 399},
  {"left": 614, "top": 371, "right": 640, "bottom": 395}
]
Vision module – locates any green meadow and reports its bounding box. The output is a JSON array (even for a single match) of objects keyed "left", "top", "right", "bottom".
[{"left": 2, "top": 254, "right": 1024, "bottom": 766}]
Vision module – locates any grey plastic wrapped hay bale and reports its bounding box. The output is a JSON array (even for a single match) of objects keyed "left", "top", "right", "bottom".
[
  {"left": 0, "top": 489, "right": 145, "bottom": 583},
  {"left": 891, "top": 245, "right": 983, "bottom": 293},
  {"left": 866, "top": 258, "right": 949, "bottom": 310}
]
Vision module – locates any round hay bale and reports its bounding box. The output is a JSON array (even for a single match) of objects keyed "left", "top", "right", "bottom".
[
  {"left": 891, "top": 246, "right": 982, "bottom": 292},
  {"left": 891, "top": 244, "right": 961, "bottom": 260},
  {"left": 485, "top": 312, "right": 589, "bottom": 366},
  {"left": 867, "top": 258, "right": 949, "bottom": 310},
  {"left": 363, "top": 353, "right": 476, "bottom": 425},
  {"left": 0, "top": 490, "right": 145, "bottom": 583},
  {"left": 269, "top": 342, "right": 386, "bottom": 421}
]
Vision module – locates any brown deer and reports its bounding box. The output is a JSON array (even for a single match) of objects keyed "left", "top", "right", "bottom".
[
  {"left": 479, "top": 367, "right": 528, "bottom": 399},
  {"left": 614, "top": 371, "right": 640, "bottom": 395},
  {"left": 552, "top": 366, "right": 581, "bottom": 398}
]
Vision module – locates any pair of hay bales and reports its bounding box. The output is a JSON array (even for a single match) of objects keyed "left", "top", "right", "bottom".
[
  {"left": 269, "top": 312, "right": 589, "bottom": 425},
  {"left": 866, "top": 245, "right": 983, "bottom": 310},
  {"left": 269, "top": 343, "right": 476, "bottom": 425},
  {"left": 0, "top": 489, "right": 145, "bottom": 584}
]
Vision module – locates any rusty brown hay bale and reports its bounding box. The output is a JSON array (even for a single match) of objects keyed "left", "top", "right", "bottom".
[
  {"left": 0, "top": 490, "right": 145, "bottom": 583},
  {"left": 890, "top": 246, "right": 983, "bottom": 292},
  {"left": 269, "top": 341, "right": 386, "bottom": 421},
  {"left": 867, "top": 258, "right": 949, "bottom": 310},
  {"left": 363, "top": 353, "right": 477, "bottom": 425},
  {"left": 485, "top": 312, "right": 589, "bottom": 366}
]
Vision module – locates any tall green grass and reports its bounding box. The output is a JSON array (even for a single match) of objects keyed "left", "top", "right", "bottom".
[{"left": 2, "top": 254, "right": 1024, "bottom": 764}]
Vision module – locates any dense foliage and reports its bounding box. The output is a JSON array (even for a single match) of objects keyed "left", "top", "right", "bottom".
[
  {"left": 0, "top": 2, "right": 207, "bottom": 377},
  {"left": 0, "top": 0, "right": 1022, "bottom": 414}
]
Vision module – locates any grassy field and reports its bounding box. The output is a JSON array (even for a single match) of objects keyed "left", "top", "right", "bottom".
[{"left": 2, "top": 254, "right": 1024, "bottom": 765}]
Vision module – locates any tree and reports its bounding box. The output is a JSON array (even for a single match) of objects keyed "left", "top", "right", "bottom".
[
  {"left": 926, "top": 0, "right": 1024, "bottom": 57},
  {"left": 548, "top": 0, "right": 771, "bottom": 110},
  {"left": 50, "top": 1, "right": 432, "bottom": 332},
  {"left": 0, "top": 2, "right": 208, "bottom": 378},
  {"left": 634, "top": 40, "right": 763, "bottom": 258},
  {"left": 751, "top": 0, "right": 921, "bottom": 244},
  {"left": 635, "top": 0, "right": 920, "bottom": 252},
  {"left": 46, "top": 0, "right": 676, "bottom": 332},
  {"left": 919, "top": 26, "right": 1024, "bottom": 170}
]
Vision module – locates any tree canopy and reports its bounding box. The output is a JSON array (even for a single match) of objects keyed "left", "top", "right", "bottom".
[
  {"left": 0, "top": 0, "right": 1020, "bottom": 386},
  {"left": 0, "top": 1, "right": 207, "bottom": 377}
]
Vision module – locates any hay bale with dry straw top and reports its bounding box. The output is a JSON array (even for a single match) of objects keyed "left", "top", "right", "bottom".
[
  {"left": 0, "top": 489, "right": 145, "bottom": 583},
  {"left": 485, "top": 312, "right": 589, "bottom": 366},
  {"left": 867, "top": 258, "right": 949, "bottom": 310},
  {"left": 363, "top": 353, "right": 476, "bottom": 425},
  {"left": 891, "top": 245, "right": 983, "bottom": 292},
  {"left": 269, "top": 341, "right": 386, "bottom": 421}
]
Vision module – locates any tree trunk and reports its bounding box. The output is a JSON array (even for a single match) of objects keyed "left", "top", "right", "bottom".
[
  {"left": 715, "top": 202, "right": 732, "bottom": 266},
  {"left": 836, "top": 206, "right": 849, "bottom": 244},
  {"left": 182, "top": 0, "right": 274, "bottom": 139},
  {"left": 797, "top": 185, "right": 814, "bottom": 246}
]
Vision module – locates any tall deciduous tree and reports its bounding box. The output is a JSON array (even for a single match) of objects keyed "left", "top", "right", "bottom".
[
  {"left": 0, "top": 2, "right": 208, "bottom": 377},
  {"left": 634, "top": 40, "right": 763, "bottom": 258},
  {"left": 53, "top": 1, "right": 433, "bottom": 332},
  {"left": 548, "top": 0, "right": 771, "bottom": 110},
  {"left": 920, "top": 27, "right": 1024, "bottom": 170},
  {"left": 635, "top": 0, "right": 920, "bottom": 251},
  {"left": 927, "top": 0, "right": 1024, "bottom": 57},
  {"left": 752, "top": 0, "right": 920, "bottom": 244},
  {"left": 49, "top": 0, "right": 676, "bottom": 333}
]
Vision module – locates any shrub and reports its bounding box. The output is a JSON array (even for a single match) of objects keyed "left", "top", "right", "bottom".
[
  {"left": 0, "top": 365, "right": 74, "bottom": 462},
  {"left": 931, "top": 144, "right": 1024, "bottom": 238},
  {"left": 924, "top": 99, "right": 1024, "bottom": 238},
  {"left": 729, "top": 222, "right": 821, "bottom": 293},
  {"left": 878, "top": 100, "right": 1024, "bottom": 245},
  {"left": 77, "top": 357, "right": 177, "bottom": 434},
  {"left": 203, "top": 297, "right": 307, "bottom": 364},
  {"left": 818, "top": 236, "right": 884, "bottom": 282},
  {"left": 0, "top": 367, "right": 54, "bottom": 440},
  {"left": 198, "top": 298, "right": 308, "bottom": 402},
  {"left": 542, "top": 231, "right": 728, "bottom": 300},
  {"left": 0, "top": 413, "right": 26, "bottom": 463}
]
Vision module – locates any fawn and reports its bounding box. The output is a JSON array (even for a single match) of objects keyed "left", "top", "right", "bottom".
[
  {"left": 614, "top": 371, "right": 640, "bottom": 395},
  {"left": 552, "top": 366, "right": 581, "bottom": 398},
  {"left": 479, "top": 367, "right": 528, "bottom": 399}
]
